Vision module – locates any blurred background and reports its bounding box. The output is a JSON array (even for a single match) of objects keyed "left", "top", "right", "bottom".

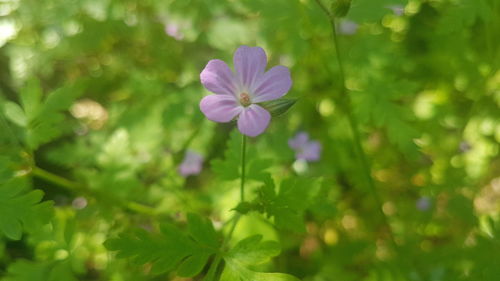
[{"left": 0, "top": 0, "right": 499, "bottom": 280}]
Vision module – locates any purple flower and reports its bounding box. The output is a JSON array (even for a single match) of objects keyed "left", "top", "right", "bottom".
[
  {"left": 164, "top": 22, "right": 184, "bottom": 40},
  {"left": 288, "top": 132, "right": 321, "bottom": 162},
  {"left": 178, "top": 150, "right": 203, "bottom": 177},
  {"left": 338, "top": 20, "right": 358, "bottom": 35},
  {"left": 386, "top": 5, "right": 404, "bottom": 16},
  {"left": 199, "top": 46, "right": 292, "bottom": 137},
  {"left": 416, "top": 197, "right": 431, "bottom": 211}
]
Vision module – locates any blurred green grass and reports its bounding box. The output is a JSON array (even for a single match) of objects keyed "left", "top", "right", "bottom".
[{"left": 0, "top": 0, "right": 499, "bottom": 280}]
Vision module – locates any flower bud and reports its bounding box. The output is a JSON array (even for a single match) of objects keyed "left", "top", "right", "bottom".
[
  {"left": 260, "top": 98, "right": 297, "bottom": 117},
  {"left": 330, "top": 0, "right": 351, "bottom": 18}
]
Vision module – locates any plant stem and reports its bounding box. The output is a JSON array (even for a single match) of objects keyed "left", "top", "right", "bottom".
[
  {"left": 218, "top": 134, "right": 248, "bottom": 249},
  {"left": 314, "top": 0, "right": 397, "bottom": 246},
  {"left": 240, "top": 134, "right": 247, "bottom": 202},
  {"left": 32, "top": 166, "right": 82, "bottom": 193},
  {"left": 31, "top": 166, "right": 157, "bottom": 217},
  {"left": 204, "top": 254, "right": 223, "bottom": 281},
  {"left": 207, "top": 134, "right": 249, "bottom": 280}
]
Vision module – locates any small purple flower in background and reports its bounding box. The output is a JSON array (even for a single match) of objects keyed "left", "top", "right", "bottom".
[
  {"left": 178, "top": 150, "right": 203, "bottom": 177},
  {"left": 459, "top": 141, "right": 472, "bottom": 153},
  {"left": 416, "top": 197, "right": 432, "bottom": 211},
  {"left": 288, "top": 132, "right": 321, "bottom": 162},
  {"left": 164, "top": 22, "right": 184, "bottom": 40},
  {"left": 338, "top": 20, "right": 358, "bottom": 35},
  {"left": 199, "top": 46, "right": 292, "bottom": 137},
  {"left": 386, "top": 5, "right": 405, "bottom": 16}
]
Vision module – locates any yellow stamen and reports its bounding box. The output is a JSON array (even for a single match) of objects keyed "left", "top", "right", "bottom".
[{"left": 239, "top": 92, "right": 251, "bottom": 107}]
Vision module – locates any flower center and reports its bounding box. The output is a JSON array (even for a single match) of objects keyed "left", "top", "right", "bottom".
[{"left": 239, "top": 92, "right": 251, "bottom": 107}]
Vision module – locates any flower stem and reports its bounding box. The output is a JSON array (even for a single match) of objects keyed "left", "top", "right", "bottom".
[
  {"left": 31, "top": 166, "right": 157, "bottom": 217},
  {"left": 314, "top": 0, "right": 397, "bottom": 247},
  {"left": 206, "top": 134, "right": 249, "bottom": 281},
  {"left": 32, "top": 166, "right": 83, "bottom": 193},
  {"left": 240, "top": 134, "right": 247, "bottom": 202}
]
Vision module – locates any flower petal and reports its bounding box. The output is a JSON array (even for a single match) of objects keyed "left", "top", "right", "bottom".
[
  {"left": 288, "top": 132, "right": 310, "bottom": 150},
  {"left": 200, "top": 59, "right": 238, "bottom": 96},
  {"left": 297, "top": 141, "right": 321, "bottom": 162},
  {"left": 200, "top": 94, "right": 242, "bottom": 123},
  {"left": 233, "top": 46, "right": 267, "bottom": 90},
  {"left": 237, "top": 104, "right": 271, "bottom": 137},
  {"left": 178, "top": 150, "right": 204, "bottom": 177},
  {"left": 252, "top": 65, "right": 292, "bottom": 103}
]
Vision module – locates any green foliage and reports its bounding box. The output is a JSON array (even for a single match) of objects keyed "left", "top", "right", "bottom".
[
  {"left": 3, "top": 79, "right": 83, "bottom": 149},
  {"left": 347, "top": 0, "right": 407, "bottom": 22},
  {"left": 104, "top": 213, "right": 219, "bottom": 276},
  {"left": 0, "top": 177, "right": 53, "bottom": 240},
  {"left": 438, "top": 0, "right": 492, "bottom": 34},
  {"left": 2, "top": 260, "right": 77, "bottom": 281},
  {"left": 0, "top": 0, "right": 499, "bottom": 280},
  {"left": 255, "top": 177, "right": 322, "bottom": 232},
  {"left": 211, "top": 130, "right": 271, "bottom": 181},
  {"left": 261, "top": 98, "right": 297, "bottom": 117},
  {"left": 331, "top": 0, "right": 352, "bottom": 18},
  {"left": 221, "top": 235, "right": 300, "bottom": 281},
  {"left": 211, "top": 130, "right": 246, "bottom": 181}
]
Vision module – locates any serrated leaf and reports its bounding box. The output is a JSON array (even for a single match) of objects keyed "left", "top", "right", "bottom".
[
  {"left": 438, "top": 0, "right": 493, "bottom": 34},
  {"left": 258, "top": 177, "right": 321, "bottom": 232},
  {"left": 3, "top": 101, "right": 27, "bottom": 127},
  {"left": 221, "top": 235, "right": 299, "bottom": 281},
  {"left": 19, "top": 79, "right": 43, "bottom": 119},
  {"left": 331, "top": 0, "right": 351, "bottom": 18},
  {"left": 211, "top": 130, "right": 261, "bottom": 181},
  {"left": 211, "top": 130, "right": 244, "bottom": 181},
  {"left": 2, "top": 260, "right": 77, "bottom": 281},
  {"left": 187, "top": 212, "right": 219, "bottom": 248},
  {"left": 352, "top": 73, "right": 420, "bottom": 158},
  {"left": 177, "top": 252, "right": 211, "bottom": 277},
  {"left": 227, "top": 235, "right": 280, "bottom": 265},
  {"left": 6, "top": 79, "right": 84, "bottom": 150},
  {"left": 0, "top": 177, "right": 54, "bottom": 240},
  {"left": 105, "top": 213, "right": 219, "bottom": 276},
  {"left": 347, "top": 0, "right": 407, "bottom": 23}
]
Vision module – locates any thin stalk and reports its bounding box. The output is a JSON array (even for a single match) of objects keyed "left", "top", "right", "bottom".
[
  {"left": 314, "top": 0, "right": 397, "bottom": 246},
  {"left": 240, "top": 135, "right": 247, "bottom": 202},
  {"left": 31, "top": 166, "right": 157, "bottom": 217},
  {"left": 206, "top": 134, "right": 248, "bottom": 280},
  {"left": 203, "top": 254, "right": 223, "bottom": 281},
  {"left": 224, "top": 214, "right": 241, "bottom": 247},
  {"left": 32, "top": 166, "right": 82, "bottom": 193}
]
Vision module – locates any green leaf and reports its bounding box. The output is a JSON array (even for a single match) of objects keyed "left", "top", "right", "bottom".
[
  {"left": 227, "top": 235, "right": 280, "bottom": 265},
  {"left": 19, "top": 79, "right": 43, "bottom": 119},
  {"left": 352, "top": 73, "right": 420, "bottom": 158},
  {"left": 105, "top": 213, "right": 219, "bottom": 276},
  {"left": 3, "top": 260, "right": 47, "bottom": 281},
  {"left": 221, "top": 235, "right": 300, "bottom": 281},
  {"left": 3, "top": 101, "right": 27, "bottom": 127},
  {"left": 6, "top": 79, "right": 84, "bottom": 150},
  {"left": 438, "top": 0, "right": 493, "bottom": 34},
  {"left": 0, "top": 177, "right": 54, "bottom": 240},
  {"left": 211, "top": 130, "right": 244, "bottom": 181},
  {"left": 331, "top": 0, "right": 351, "bottom": 18},
  {"left": 257, "top": 177, "right": 321, "bottom": 232},
  {"left": 211, "top": 130, "right": 261, "bottom": 181},
  {"left": 347, "top": 0, "right": 407, "bottom": 23},
  {"left": 177, "top": 252, "right": 211, "bottom": 277},
  {"left": 211, "top": 130, "right": 271, "bottom": 182},
  {"left": 2, "top": 260, "right": 77, "bottom": 281},
  {"left": 260, "top": 98, "right": 297, "bottom": 117},
  {"left": 187, "top": 212, "right": 219, "bottom": 248}
]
